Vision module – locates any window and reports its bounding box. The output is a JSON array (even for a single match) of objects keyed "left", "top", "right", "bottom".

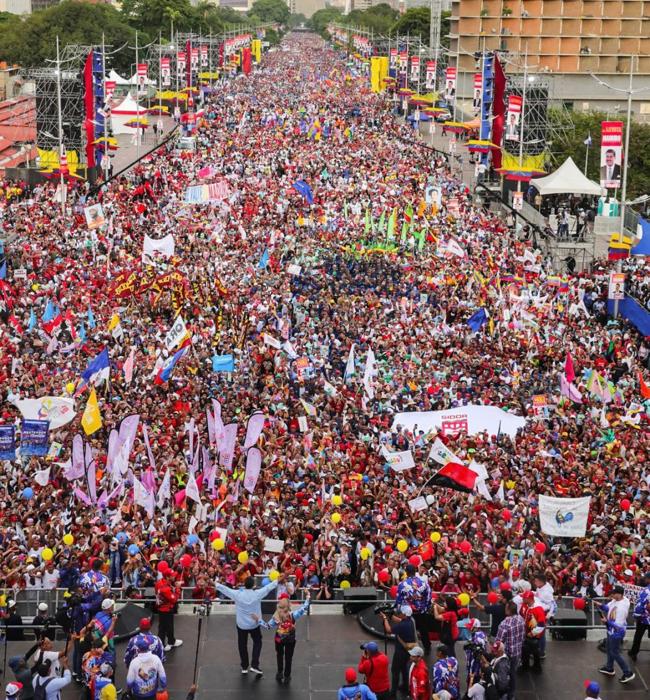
[{"left": 640, "top": 102, "right": 650, "bottom": 115}]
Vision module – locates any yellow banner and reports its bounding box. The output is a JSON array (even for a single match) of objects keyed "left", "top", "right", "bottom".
[
  {"left": 251, "top": 39, "right": 262, "bottom": 63},
  {"left": 370, "top": 57, "right": 389, "bottom": 94}
]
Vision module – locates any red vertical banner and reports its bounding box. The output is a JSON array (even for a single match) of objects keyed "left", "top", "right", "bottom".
[
  {"left": 242, "top": 47, "right": 252, "bottom": 75},
  {"left": 83, "top": 51, "right": 95, "bottom": 169},
  {"left": 491, "top": 53, "right": 506, "bottom": 170}
]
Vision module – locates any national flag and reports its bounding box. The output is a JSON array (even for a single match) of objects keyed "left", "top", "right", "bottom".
[
  {"left": 81, "top": 388, "right": 102, "bottom": 435},
  {"left": 87, "top": 305, "right": 96, "bottom": 329},
  {"left": 28, "top": 309, "right": 36, "bottom": 332},
  {"left": 564, "top": 352, "right": 575, "bottom": 382},
  {"left": 425, "top": 462, "right": 477, "bottom": 493},
  {"left": 291, "top": 179, "right": 314, "bottom": 205},
  {"left": 81, "top": 348, "right": 110, "bottom": 386},
  {"left": 155, "top": 345, "right": 189, "bottom": 384},
  {"left": 0, "top": 260, "right": 6, "bottom": 280},
  {"left": 639, "top": 373, "right": 650, "bottom": 400},
  {"left": 467, "top": 308, "right": 488, "bottom": 332},
  {"left": 212, "top": 354, "right": 235, "bottom": 372},
  {"left": 583, "top": 134, "right": 592, "bottom": 147},
  {"left": 258, "top": 249, "right": 269, "bottom": 270}
]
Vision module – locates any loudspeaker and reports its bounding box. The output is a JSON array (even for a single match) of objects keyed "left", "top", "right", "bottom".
[
  {"left": 115, "top": 602, "right": 149, "bottom": 641},
  {"left": 550, "top": 608, "right": 587, "bottom": 640},
  {"left": 343, "top": 587, "right": 377, "bottom": 615}
]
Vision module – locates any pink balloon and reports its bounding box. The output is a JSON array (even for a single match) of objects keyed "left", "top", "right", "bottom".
[{"left": 620, "top": 498, "right": 631, "bottom": 511}]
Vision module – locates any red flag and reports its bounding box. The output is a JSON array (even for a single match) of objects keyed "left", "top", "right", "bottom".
[
  {"left": 491, "top": 53, "right": 506, "bottom": 170},
  {"left": 565, "top": 352, "right": 575, "bottom": 383},
  {"left": 640, "top": 373, "right": 650, "bottom": 400},
  {"left": 7, "top": 314, "right": 23, "bottom": 335},
  {"left": 426, "top": 462, "right": 477, "bottom": 493}
]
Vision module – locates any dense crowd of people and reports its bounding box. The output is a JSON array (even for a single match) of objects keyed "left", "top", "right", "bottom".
[{"left": 0, "top": 30, "right": 648, "bottom": 700}]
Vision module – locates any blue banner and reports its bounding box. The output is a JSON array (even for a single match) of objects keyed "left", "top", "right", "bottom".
[
  {"left": 20, "top": 419, "right": 50, "bottom": 457},
  {"left": 0, "top": 425, "right": 16, "bottom": 460}
]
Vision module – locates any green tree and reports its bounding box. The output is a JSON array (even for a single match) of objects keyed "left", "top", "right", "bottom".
[
  {"left": 308, "top": 6, "right": 342, "bottom": 36},
  {"left": 250, "top": 0, "right": 290, "bottom": 25},
  {"left": 344, "top": 3, "right": 398, "bottom": 34},
  {"left": 120, "top": 0, "right": 194, "bottom": 35},
  {"left": 389, "top": 8, "right": 450, "bottom": 45},
  {"left": 288, "top": 12, "right": 307, "bottom": 28}
]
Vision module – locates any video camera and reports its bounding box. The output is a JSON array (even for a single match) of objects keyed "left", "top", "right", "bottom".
[
  {"left": 374, "top": 603, "right": 396, "bottom": 616},
  {"left": 192, "top": 599, "right": 212, "bottom": 617}
]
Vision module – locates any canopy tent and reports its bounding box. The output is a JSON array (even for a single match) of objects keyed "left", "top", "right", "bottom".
[
  {"left": 530, "top": 156, "right": 602, "bottom": 196},
  {"left": 108, "top": 69, "right": 130, "bottom": 86},
  {"left": 111, "top": 93, "right": 147, "bottom": 135}
]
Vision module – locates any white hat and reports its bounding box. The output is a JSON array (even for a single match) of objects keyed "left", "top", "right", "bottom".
[
  {"left": 400, "top": 604, "right": 413, "bottom": 617},
  {"left": 5, "top": 682, "right": 22, "bottom": 697},
  {"left": 7, "top": 600, "right": 16, "bottom": 609},
  {"left": 37, "top": 603, "right": 48, "bottom": 612},
  {"left": 408, "top": 646, "right": 424, "bottom": 657},
  {"left": 101, "top": 599, "right": 114, "bottom": 610}
]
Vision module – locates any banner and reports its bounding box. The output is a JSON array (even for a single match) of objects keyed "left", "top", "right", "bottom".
[
  {"left": 142, "top": 233, "right": 175, "bottom": 265},
  {"left": 389, "top": 48, "right": 397, "bottom": 70},
  {"left": 512, "top": 190, "right": 523, "bottom": 211},
  {"left": 398, "top": 51, "right": 408, "bottom": 70},
  {"left": 392, "top": 405, "right": 526, "bottom": 439},
  {"left": 243, "top": 447, "right": 262, "bottom": 493},
  {"left": 445, "top": 66, "right": 457, "bottom": 103},
  {"left": 20, "top": 419, "right": 50, "bottom": 457},
  {"left": 184, "top": 181, "right": 231, "bottom": 204},
  {"left": 160, "top": 57, "right": 171, "bottom": 87},
  {"left": 177, "top": 51, "right": 186, "bottom": 76},
  {"left": 608, "top": 271, "right": 625, "bottom": 300},
  {"left": 381, "top": 446, "right": 415, "bottom": 471},
  {"left": 0, "top": 425, "right": 15, "bottom": 460},
  {"left": 200, "top": 45, "right": 208, "bottom": 67},
  {"left": 473, "top": 73, "right": 483, "bottom": 109},
  {"left": 410, "top": 56, "right": 420, "bottom": 84},
  {"left": 505, "top": 94, "right": 522, "bottom": 141},
  {"left": 425, "top": 60, "right": 436, "bottom": 90},
  {"left": 538, "top": 495, "right": 591, "bottom": 538},
  {"left": 165, "top": 315, "right": 189, "bottom": 351},
  {"left": 104, "top": 80, "right": 116, "bottom": 102},
  {"left": 13, "top": 397, "right": 75, "bottom": 429},
  {"left": 191, "top": 47, "right": 199, "bottom": 71},
  {"left": 600, "top": 121, "right": 623, "bottom": 188}
]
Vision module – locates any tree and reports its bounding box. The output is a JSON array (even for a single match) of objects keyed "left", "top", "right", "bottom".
[
  {"left": 308, "top": 6, "right": 342, "bottom": 36},
  {"left": 250, "top": 0, "right": 290, "bottom": 25},
  {"left": 288, "top": 13, "right": 307, "bottom": 28},
  {"left": 120, "top": 0, "right": 194, "bottom": 35},
  {"left": 390, "top": 6, "right": 429, "bottom": 39},
  {"left": 345, "top": 3, "right": 398, "bottom": 34}
]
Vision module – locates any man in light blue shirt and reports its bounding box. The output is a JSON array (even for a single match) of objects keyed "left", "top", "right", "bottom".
[{"left": 215, "top": 575, "right": 282, "bottom": 675}]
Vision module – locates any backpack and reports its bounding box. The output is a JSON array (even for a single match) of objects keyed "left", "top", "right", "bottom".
[
  {"left": 34, "top": 677, "right": 54, "bottom": 700},
  {"left": 493, "top": 656, "right": 511, "bottom": 694}
]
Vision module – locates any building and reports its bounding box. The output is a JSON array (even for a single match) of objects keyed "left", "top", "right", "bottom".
[
  {"left": 0, "top": 0, "right": 30, "bottom": 12},
  {"left": 449, "top": 0, "right": 650, "bottom": 116}
]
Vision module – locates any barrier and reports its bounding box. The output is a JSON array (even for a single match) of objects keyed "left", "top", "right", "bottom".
[{"left": 607, "top": 295, "right": 650, "bottom": 335}]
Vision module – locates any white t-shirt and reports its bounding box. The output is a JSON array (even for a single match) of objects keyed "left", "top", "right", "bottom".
[
  {"left": 39, "top": 650, "right": 61, "bottom": 677},
  {"left": 606, "top": 597, "right": 630, "bottom": 626}
]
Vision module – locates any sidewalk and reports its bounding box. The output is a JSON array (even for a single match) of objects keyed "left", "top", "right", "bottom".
[
  {"left": 414, "top": 119, "right": 478, "bottom": 189},
  {"left": 111, "top": 114, "right": 177, "bottom": 174}
]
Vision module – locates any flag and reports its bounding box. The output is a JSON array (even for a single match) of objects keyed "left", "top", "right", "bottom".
[
  {"left": 560, "top": 374, "right": 583, "bottom": 403},
  {"left": 584, "top": 134, "right": 592, "bottom": 147},
  {"left": 87, "top": 305, "right": 96, "bottom": 329},
  {"left": 185, "top": 472, "right": 202, "bottom": 504},
  {"left": 155, "top": 345, "right": 189, "bottom": 384},
  {"left": 81, "top": 388, "right": 102, "bottom": 435},
  {"left": 78, "top": 322, "right": 86, "bottom": 342},
  {"left": 344, "top": 343, "right": 355, "bottom": 379},
  {"left": 7, "top": 315, "right": 23, "bottom": 335},
  {"left": 377, "top": 210, "right": 386, "bottom": 234},
  {"left": 124, "top": 347, "right": 136, "bottom": 384},
  {"left": 300, "top": 399, "right": 317, "bottom": 417},
  {"left": 42, "top": 300, "right": 57, "bottom": 322},
  {"left": 292, "top": 179, "right": 314, "bottom": 204},
  {"left": 164, "top": 315, "right": 191, "bottom": 352},
  {"left": 212, "top": 354, "right": 235, "bottom": 372},
  {"left": 467, "top": 308, "right": 488, "bottom": 332},
  {"left": 28, "top": 309, "right": 36, "bottom": 332},
  {"left": 564, "top": 352, "right": 575, "bottom": 382},
  {"left": 387, "top": 208, "right": 396, "bottom": 239},
  {"left": 244, "top": 447, "right": 262, "bottom": 493},
  {"left": 404, "top": 204, "right": 413, "bottom": 225},
  {"left": 363, "top": 347, "right": 376, "bottom": 399},
  {"left": 639, "top": 373, "right": 650, "bottom": 400},
  {"left": 425, "top": 462, "right": 477, "bottom": 493},
  {"left": 538, "top": 495, "right": 590, "bottom": 537},
  {"left": 0, "top": 260, "right": 6, "bottom": 280},
  {"left": 81, "top": 348, "right": 110, "bottom": 386},
  {"left": 364, "top": 209, "right": 371, "bottom": 234},
  {"left": 258, "top": 249, "right": 269, "bottom": 270}
]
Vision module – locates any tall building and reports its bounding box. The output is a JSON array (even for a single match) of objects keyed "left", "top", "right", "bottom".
[{"left": 449, "top": 0, "right": 650, "bottom": 114}]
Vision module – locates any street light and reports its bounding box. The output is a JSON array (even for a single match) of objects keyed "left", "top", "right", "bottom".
[{"left": 590, "top": 56, "right": 650, "bottom": 318}]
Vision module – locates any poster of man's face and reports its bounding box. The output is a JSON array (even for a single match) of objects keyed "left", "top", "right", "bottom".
[
  {"left": 472, "top": 88, "right": 481, "bottom": 109},
  {"left": 600, "top": 147, "right": 622, "bottom": 187},
  {"left": 505, "top": 110, "right": 521, "bottom": 141}
]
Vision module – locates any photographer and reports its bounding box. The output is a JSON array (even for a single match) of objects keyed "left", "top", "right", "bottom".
[
  {"left": 380, "top": 605, "right": 416, "bottom": 698},
  {"left": 32, "top": 604, "right": 56, "bottom": 642},
  {"left": 88, "top": 600, "right": 118, "bottom": 668},
  {"left": 358, "top": 642, "right": 390, "bottom": 700},
  {"left": 463, "top": 619, "right": 488, "bottom": 689}
]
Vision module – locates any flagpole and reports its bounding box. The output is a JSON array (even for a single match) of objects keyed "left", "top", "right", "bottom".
[
  {"left": 55, "top": 35, "right": 65, "bottom": 217},
  {"left": 584, "top": 137, "right": 589, "bottom": 176},
  {"left": 102, "top": 32, "right": 109, "bottom": 184},
  {"left": 135, "top": 30, "right": 140, "bottom": 161}
]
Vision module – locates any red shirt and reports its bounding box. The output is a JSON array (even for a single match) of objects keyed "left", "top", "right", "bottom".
[
  {"left": 409, "top": 658, "right": 431, "bottom": 700},
  {"left": 358, "top": 652, "right": 390, "bottom": 693}
]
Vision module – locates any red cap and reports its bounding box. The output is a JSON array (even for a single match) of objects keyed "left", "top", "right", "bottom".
[
  {"left": 345, "top": 668, "right": 357, "bottom": 683},
  {"left": 139, "top": 618, "right": 151, "bottom": 630},
  {"left": 278, "top": 593, "right": 290, "bottom": 600}
]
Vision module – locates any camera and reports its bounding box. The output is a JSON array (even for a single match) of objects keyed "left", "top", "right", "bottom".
[
  {"left": 463, "top": 642, "right": 487, "bottom": 657},
  {"left": 374, "top": 603, "right": 396, "bottom": 616}
]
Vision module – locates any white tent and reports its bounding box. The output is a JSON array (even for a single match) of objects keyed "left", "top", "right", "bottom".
[
  {"left": 530, "top": 157, "right": 602, "bottom": 196},
  {"left": 111, "top": 93, "right": 147, "bottom": 135},
  {"left": 108, "top": 69, "right": 131, "bottom": 86}
]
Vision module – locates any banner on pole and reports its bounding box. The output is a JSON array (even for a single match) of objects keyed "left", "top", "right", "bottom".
[
  {"left": 538, "top": 495, "right": 591, "bottom": 537},
  {"left": 600, "top": 120, "right": 623, "bottom": 188},
  {"left": 445, "top": 66, "right": 456, "bottom": 103},
  {"left": 425, "top": 60, "right": 436, "bottom": 90},
  {"left": 608, "top": 271, "right": 625, "bottom": 300},
  {"left": 505, "top": 94, "right": 523, "bottom": 142}
]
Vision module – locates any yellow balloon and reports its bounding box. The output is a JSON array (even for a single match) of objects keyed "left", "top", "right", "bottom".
[
  {"left": 360, "top": 547, "right": 370, "bottom": 560},
  {"left": 396, "top": 539, "right": 408, "bottom": 553},
  {"left": 430, "top": 532, "right": 441, "bottom": 543},
  {"left": 62, "top": 534, "right": 74, "bottom": 546},
  {"left": 505, "top": 480, "right": 516, "bottom": 490},
  {"left": 458, "top": 592, "right": 470, "bottom": 606},
  {"left": 41, "top": 548, "right": 54, "bottom": 562},
  {"left": 65, "top": 382, "right": 75, "bottom": 395},
  {"left": 503, "top": 559, "right": 510, "bottom": 570},
  {"left": 332, "top": 494, "right": 343, "bottom": 507},
  {"left": 238, "top": 551, "right": 249, "bottom": 565},
  {"left": 212, "top": 538, "right": 225, "bottom": 551},
  {"left": 331, "top": 512, "right": 342, "bottom": 524},
  {"left": 269, "top": 570, "right": 280, "bottom": 581},
  {"left": 340, "top": 580, "right": 351, "bottom": 589}
]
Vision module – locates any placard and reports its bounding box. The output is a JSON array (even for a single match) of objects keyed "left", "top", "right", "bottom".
[
  {"left": 0, "top": 425, "right": 16, "bottom": 461},
  {"left": 20, "top": 419, "right": 50, "bottom": 457},
  {"left": 264, "top": 537, "right": 285, "bottom": 553}
]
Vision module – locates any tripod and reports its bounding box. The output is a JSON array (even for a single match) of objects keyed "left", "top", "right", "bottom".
[{"left": 191, "top": 600, "right": 212, "bottom": 684}]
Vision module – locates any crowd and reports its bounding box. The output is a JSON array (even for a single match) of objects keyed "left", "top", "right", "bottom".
[{"left": 0, "top": 29, "right": 648, "bottom": 700}]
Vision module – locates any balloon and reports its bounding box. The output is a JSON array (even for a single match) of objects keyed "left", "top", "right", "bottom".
[
  {"left": 209, "top": 531, "right": 220, "bottom": 542},
  {"left": 340, "top": 580, "right": 351, "bottom": 589},
  {"left": 503, "top": 559, "right": 510, "bottom": 570},
  {"left": 62, "top": 534, "right": 74, "bottom": 546},
  {"left": 500, "top": 582, "right": 511, "bottom": 591},
  {"left": 212, "top": 538, "right": 225, "bottom": 551},
  {"left": 187, "top": 534, "right": 199, "bottom": 546},
  {"left": 430, "top": 531, "right": 441, "bottom": 543},
  {"left": 237, "top": 551, "right": 249, "bottom": 565},
  {"left": 179, "top": 554, "right": 192, "bottom": 568},
  {"left": 157, "top": 561, "right": 169, "bottom": 573},
  {"left": 490, "top": 576, "right": 500, "bottom": 589},
  {"left": 389, "top": 584, "right": 398, "bottom": 599},
  {"left": 269, "top": 570, "right": 280, "bottom": 581},
  {"left": 573, "top": 597, "right": 586, "bottom": 611},
  {"left": 620, "top": 498, "right": 631, "bottom": 511},
  {"left": 487, "top": 591, "right": 499, "bottom": 604},
  {"left": 362, "top": 475, "right": 369, "bottom": 483},
  {"left": 116, "top": 532, "right": 128, "bottom": 544},
  {"left": 408, "top": 555, "right": 421, "bottom": 567},
  {"left": 41, "top": 548, "right": 54, "bottom": 562},
  {"left": 262, "top": 577, "right": 270, "bottom": 586},
  {"left": 459, "top": 540, "right": 472, "bottom": 554},
  {"left": 534, "top": 542, "right": 546, "bottom": 554},
  {"left": 331, "top": 512, "right": 342, "bottom": 524},
  {"left": 332, "top": 494, "right": 343, "bottom": 507},
  {"left": 396, "top": 539, "right": 408, "bottom": 553},
  {"left": 128, "top": 544, "right": 139, "bottom": 556},
  {"left": 458, "top": 592, "right": 470, "bottom": 606},
  {"left": 65, "top": 382, "right": 75, "bottom": 395},
  {"left": 22, "top": 487, "right": 34, "bottom": 500},
  {"left": 360, "top": 547, "right": 371, "bottom": 560},
  {"left": 505, "top": 480, "right": 516, "bottom": 490},
  {"left": 378, "top": 569, "right": 390, "bottom": 584},
  {"left": 501, "top": 509, "right": 512, "bottom": 522}
]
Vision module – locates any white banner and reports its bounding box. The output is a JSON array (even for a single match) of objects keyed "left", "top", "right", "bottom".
[
  {"left": 428, "top": 438, "right": 460, "bottom": 465},
  {"left": 13, "top": 397, "right": 76, "bottom": 429},
  {"left": 165, "top": 315, "right": 189, "bottom": 351},
  {"left": 142, "top": 233, "right": 175, "bottom": 265},
  {"left": 538, "top": 495, "right": 591, "bottom": 538},
  {"left": 381, "top": 446, "right": 415, "bottom": 471}
]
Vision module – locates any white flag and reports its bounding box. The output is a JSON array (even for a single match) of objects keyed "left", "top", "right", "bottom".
[
  {"left": 185, "top": 472, "right": 202, "bottom": 504},
  {"left": 428, "top": 438, "right": 461, "bottom": 465},
  {"left": 165, "top": 315, "right": 189, "bottom": 351},
  {"left": 34, "top": 467, "right": 51, "bottom": 487},
  {"left": 157, "top": 469, "right": 171, "bottom": 509},
  {"left": 363, "top": 347, "right": 376, "bottom": 399},
  {"left": 538, "top": 495, "right": 591, "bottom": 538},
  {"left": 381, "top": 446, "right": 415, "bottom": 471},
  {"left": 344, "top": 343, "right": 355, "bottom": 379},
  {"left": 142, "top": 233, "right": 175, "bottom": 265}
]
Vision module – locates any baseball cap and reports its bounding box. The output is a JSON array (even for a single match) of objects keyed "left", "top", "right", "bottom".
[
  {"left": 99, "top": 663, "right": 112, "bottom": 676},
  {"left": 362, "top": 641, "right": 379, "bottom": 653},
  {"left": 138, "top": 618, "right": 151, "bottom": 631},
  {"left": 38, "top": 603, "right": 48, "bottom": 612},
  {"left": 344, "top": 668, "right": 357, "bottom": 683},
  {"left": 136, "top": 638, "right": 150, "bottom": 651},
  {"left": 5, "top": 683, "right": 22, "bottom": 697},
  {"left": 585, "top": 680, "right": 600, "bottom": 694},
  {"left": 409, "top": 646, "right": 424, "bottom": 657},
  {"left": 400, "top": 604, "right": 413, "bottom": 617},
  {"left": 101, "top": 599, "right": 114, "bottom": 610}
]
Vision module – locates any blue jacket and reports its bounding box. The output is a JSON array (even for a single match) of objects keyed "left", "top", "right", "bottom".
[{"left": 338, "top": 683, "right": 377, "bottom": 700}]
